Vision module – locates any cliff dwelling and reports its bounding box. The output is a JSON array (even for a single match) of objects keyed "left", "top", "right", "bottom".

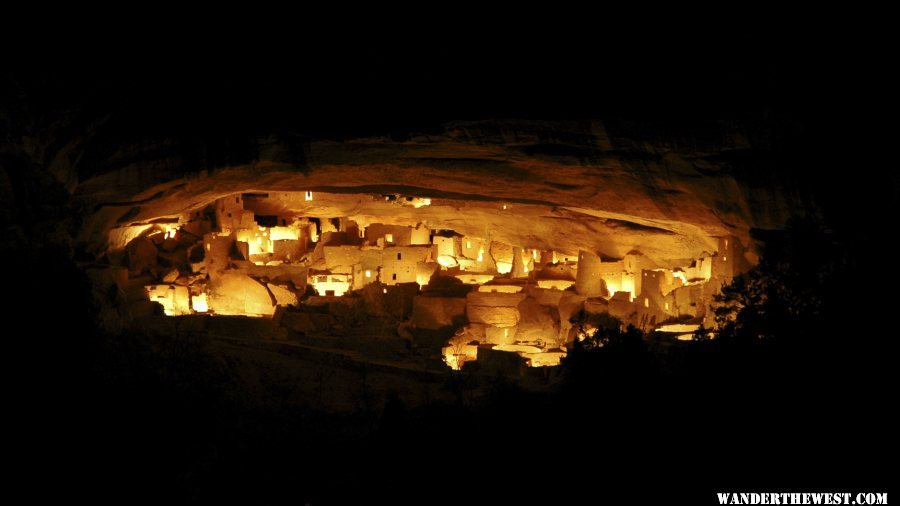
[{"left": 96, "top": 187, "right": 752, "bottom": 371}]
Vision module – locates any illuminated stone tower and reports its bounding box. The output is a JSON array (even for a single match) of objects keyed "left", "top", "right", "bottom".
[{"left": 575, "top": 250, "right": 603, "bottom": 297}]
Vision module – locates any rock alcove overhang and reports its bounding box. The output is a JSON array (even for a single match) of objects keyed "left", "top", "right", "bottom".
[{"left": 72, "top": 120, "right": 800, "bottom": 266}]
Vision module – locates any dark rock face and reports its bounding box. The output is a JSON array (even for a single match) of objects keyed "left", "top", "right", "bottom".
[{"left": 6, "top": 115, "right": 810, "bottom": 267}]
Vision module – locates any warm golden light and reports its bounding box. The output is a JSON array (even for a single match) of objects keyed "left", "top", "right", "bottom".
[
  {"left": 602, "top": 273, "right": 635, "bottom": 301},
  {"left": 155, "top": 224, "right": 180, "bottom": 241},
  {"left": 493, "top": 344, "right": 542, "bottom": 353},
  {"left": 269, "top": 226, "right": 299, "bottom": 241},
  {"left": 537, "top": 279, "right": 575, "bottom": 290},
  {"left": 656, "top": 323, "right": 700, "bottom": 333},
  {"left": 437, "top": 255, "right": 458, "bottom": 268},
  {"left": 455, "top": 274, "right": 494, "bottom": 285},
  {"left": 478, "top": 284, "right": 523, "bottom": 293},
  {"left": 577, "top": 327, "right": 598, "bottom": 341},
  {"left": 309, "top": 274, "right": 350, "bottom": 297},
  {"left": 145, "top": 285, "right": 191, "bottom": 316},
  {"left": 121, "top": 191, "right": 743, "bottom": 373},
  {"left": 444, "top": 354, "right": 462, "bottom": 370},
  {"left": 525, "top": 352, "right": 565, "bottom": 367},
  {"left": 442, "top": 341, "right": 478, "bottom": 370},
  {"left": 235, "top": 224, "right": 303, "bottom": 257},
  {"left": 192, "top": 293, "right": 208, "bottom": 312}
]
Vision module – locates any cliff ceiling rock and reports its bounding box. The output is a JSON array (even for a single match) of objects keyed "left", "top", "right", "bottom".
[{"left": 46, "top": 118, "right": 804, "bottom": 267}]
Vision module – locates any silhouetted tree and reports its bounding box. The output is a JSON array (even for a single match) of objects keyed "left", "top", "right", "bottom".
[
  {"left": 711, "top": 217, "right": 840, "bottom": 347},
  {"left": 563, "top": 311, "right": 656, "bottom": 388}
]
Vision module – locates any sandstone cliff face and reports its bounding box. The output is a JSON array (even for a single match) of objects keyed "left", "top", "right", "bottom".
[
  {"left": 0, "top": 71, "right": 810, "bottom": 268},
  {"left": 36, "top": 118, "right": 803, "bottom": 267}
]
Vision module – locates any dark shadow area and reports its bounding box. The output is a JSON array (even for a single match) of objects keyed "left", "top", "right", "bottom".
[{"left": 3, "top": 27, "right": 895, "bottom": 505}]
